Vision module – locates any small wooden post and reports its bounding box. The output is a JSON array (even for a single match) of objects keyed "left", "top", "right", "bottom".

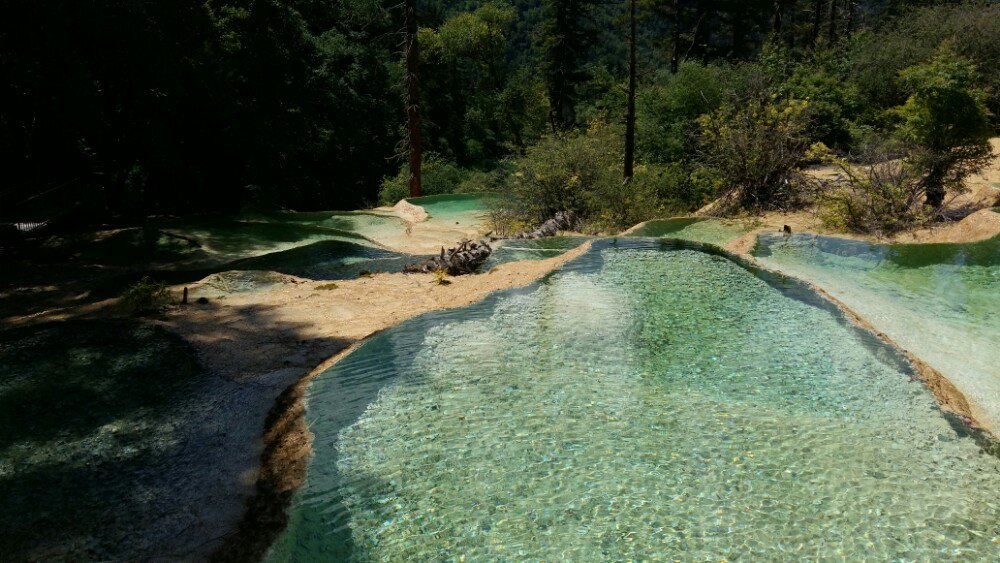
[{"left": 182, "top": 287, "right": 189, "bottom": 304}]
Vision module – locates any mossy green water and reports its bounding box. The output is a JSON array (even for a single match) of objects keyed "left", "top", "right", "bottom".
[
  {"left": 405, "top": 193, "right": 500, "bottom": 220},
  {"left": 270, "top": 239, "right": 1000, "bottom": 561},
  {"left": 483, "top": 236, "right": 592, "bottom": 269},
  {"left": 755, "top": 234, "right": 1000, "bottom": 433},
  {"left": 626, "top": 218, "right": 750, "bottom": 246}
]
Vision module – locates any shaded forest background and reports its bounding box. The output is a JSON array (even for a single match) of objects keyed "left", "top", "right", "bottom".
[{"left": 2, "top": 0, "right": 998, "bottom": 223}]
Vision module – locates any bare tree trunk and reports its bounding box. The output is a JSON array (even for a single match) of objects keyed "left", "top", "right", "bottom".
[
  {"left": 845, "top": 0, "right": 855, "bottom": 36},
  {"left": 773, "top": 0, "right": 786, "bottom": 36},
  {"left": 812, "top": 0, "right": 823, "bottom": 44},
  {"left": 405, "top": 0, "right": 422, "bottom": 198},
  {"left": 731, "top": 3, "right": 747, "bottom": 57},
  {"left": 828, "top": 0, "right": 838, "bottom": 45},
  {"left": 624, "top": 0, "right": 637, "bottom": 182},
  {"left": 670, "top": 0, "right": 680, "bottom": 74},
  {"left": 693, "top": 0, "right": 709, "bottom": 60}
]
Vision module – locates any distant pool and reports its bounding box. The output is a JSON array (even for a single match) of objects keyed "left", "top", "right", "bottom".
[
  {"left": 755, "top": 233, "right": 1000, "bottom": 434},
  {"left": 405, "top": 193, "right": 500, "bottom": 222},
  {"left": 483, "top": 236, "right": 592, "bottom": 269},
  {"left": 227, "top": 240, "right": 423, "bottom": 281},
  {"left": 627, "top": 218, "right": 750, "bottom": 246},
  {"left": 269, "top": 238, "right": 1000, "bottom": 560}
]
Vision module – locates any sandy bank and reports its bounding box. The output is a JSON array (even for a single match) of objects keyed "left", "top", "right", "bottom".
[{"left": 162, "top": 240, "right": 593, "bottom": 560}]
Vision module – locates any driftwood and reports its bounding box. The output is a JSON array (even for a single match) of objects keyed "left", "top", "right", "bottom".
[
  {"left": 404, "top": 239, "right": 493, "bottom": 275},
  {"left": 510, "top": 211, "right": 579, "bottom": 240}
]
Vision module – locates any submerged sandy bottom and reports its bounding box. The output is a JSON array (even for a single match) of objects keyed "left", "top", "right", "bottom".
[
  {"left": 271, "top": 240, "right": 1000, "bottom": 561},
  {"left": 755, "top": 233, "right": 1000, "bottom": 436}
]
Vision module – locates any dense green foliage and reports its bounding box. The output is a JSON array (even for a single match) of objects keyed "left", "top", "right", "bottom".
[{"left": 2, "top": 0, "right": 997, "bottom": 231}]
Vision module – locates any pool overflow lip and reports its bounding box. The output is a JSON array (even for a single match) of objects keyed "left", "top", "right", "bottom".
[{"left": 217, "top": 234, "right": 999, "bottom": 562}]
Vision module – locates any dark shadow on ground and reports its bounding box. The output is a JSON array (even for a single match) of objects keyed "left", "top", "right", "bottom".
[{"left": 0, "top": 307, "right": 352, "bottom": 560}]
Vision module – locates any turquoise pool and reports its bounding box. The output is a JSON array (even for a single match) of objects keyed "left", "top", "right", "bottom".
[
  {"left": 405, "top": 193, "right": 501, "bottom": 224},
  {"left": 755, "top": 234, "right": 1000, "bottom": 434},
  {"left": 626, "top": 218, "right": 751, "bottom": 246},
  {"left": 269, "top": 238, "right": 1000, "bottom": 560},
  {"left": 483, "top": 236, "right": 592, "bottom": 269}
]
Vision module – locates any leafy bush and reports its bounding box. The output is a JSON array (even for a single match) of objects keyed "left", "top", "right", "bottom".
[
  {"left": 122, "top": 277, "right": 172, "bottom": 314},
  {"left": 846, "top": 2, "right": 1000, "bottom": 123},
  {"left": 637, "top": 62, "right": 727, "bottom": 164},
  {"left": 819, "top": 156, "right": 929, "bottom": 236},
  {"left": 696, "top": 96, "right": 812, "bottom": 214},
  {"left": 378, "top": 154, "right": 474, "bottom": 205},
  {"left": 783, "top": 53, "right": 861, "bottom": 149},
  {"left": 891, "top": 46, "right": 994, "bottom": 207},
  {"left": 497, "top": 122, "right": 686, "bottom": 232},
  {"left": 501, "top": 123, "right": 621, "bottom": 227}
]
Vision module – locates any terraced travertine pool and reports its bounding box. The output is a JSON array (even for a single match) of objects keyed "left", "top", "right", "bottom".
[
  {"left": 755, "top": 234, "right": 1000, "bottom": 434},
  {"left": 627, "top": 218, "right": 751, "bottom": 246},
  {"left": 268, "top": 239, "right": 1000, "bottom": 561}
]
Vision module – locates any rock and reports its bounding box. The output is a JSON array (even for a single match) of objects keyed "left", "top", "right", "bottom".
[
  {"left": 511, "top": 211, "right": 580, "bottom": 240},
  {"left": 404, "top": 239, "right": 493, "bottom": 275}
]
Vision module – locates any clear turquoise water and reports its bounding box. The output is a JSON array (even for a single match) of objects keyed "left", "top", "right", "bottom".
[
  {"left": 483, "top": 236, "right": 592, "bottom": 269},
  {"left": 270, "top": 239, "right": 1000, "bottom": 561},
  {"left": 227, "top": 240, "right": 424, "bottom": 281},
  {"left": 754, "top": 234, "right": 1000, "bottom": 434},
  {"left": 626, "top": 218, "right": 750, "bottom": 246},
  {"left": 406, "top": 193, "right": 500, "bottom": 221}
]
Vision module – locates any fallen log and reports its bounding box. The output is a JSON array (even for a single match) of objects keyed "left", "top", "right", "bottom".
[
  {"left": 404, "top": 239, "right": 493, "bottom": 275},
  {"left": 510, "top": 211, "right": 579, "bottom": 240}
]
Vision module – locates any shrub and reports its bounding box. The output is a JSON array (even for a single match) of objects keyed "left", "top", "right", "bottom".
[
  {"left": 784, "top": 53, "right": 861, "bottom": 150},
  {"left": 377, "top": 154, "right": 474, "bottom": 205},
  {"left": 501, "top": 123, "right": 622, "bottom": 228},
  {"left": 696, "top": 96, "right": 812, "bottom": 214},
  {"left": 122, "top": 277, "right": 172, "bottom": 314},
  {"left": 497, "top": 122, "right": 697, "bottom": 232},
  {"left": 636, "top": 62, "right": 727, "bottom": 164},
  {"left": 891, "top": 46, "right": 994, "bottom": 208},
  {"left": 819, "top": 155, "right": 929, "bottom": 236}
]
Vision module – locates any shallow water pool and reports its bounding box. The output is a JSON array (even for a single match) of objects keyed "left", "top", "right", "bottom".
[
  {"left": 483, "top": 236, "right": 592, "bottom": 269},
  {"left": 226, "top": 240, "right": 424, "bottom": 281},
  {"left": 270, "top": 238, "right": 1000, "bottom": 561},
  {"left": 626, "top": 218, "right": 750, "bottom": 246},
  {"left": 405, "top": 193, "right": 500, "bottom": 225},
  {"left": 0, "top": 320, "right": 258, "bottom": 559},
  {"left": 755, "top": 233, "right": 1000, "bottom": 434}
]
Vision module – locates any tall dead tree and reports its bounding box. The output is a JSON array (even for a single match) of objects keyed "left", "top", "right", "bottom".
[
  {"left": 845, "top": 0, "right": 855, "bottom": 35},
  {"left": 670, "top": 0, "right": 681, "bottom": 73},
  {"left": 624, "top": 0, "right": 637, "bottom": 181},
  {"left": 773, "top": 0, "right": 786, "bottom": 36},
  {"left": 811, "top": 0, "right": 823, "bottom": 44},
  {"left": 828, "top": 0, "right": 838, "bottom": 45},
  {"left": 405, "top": 0, "right": 422, "bottom": 197}
]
